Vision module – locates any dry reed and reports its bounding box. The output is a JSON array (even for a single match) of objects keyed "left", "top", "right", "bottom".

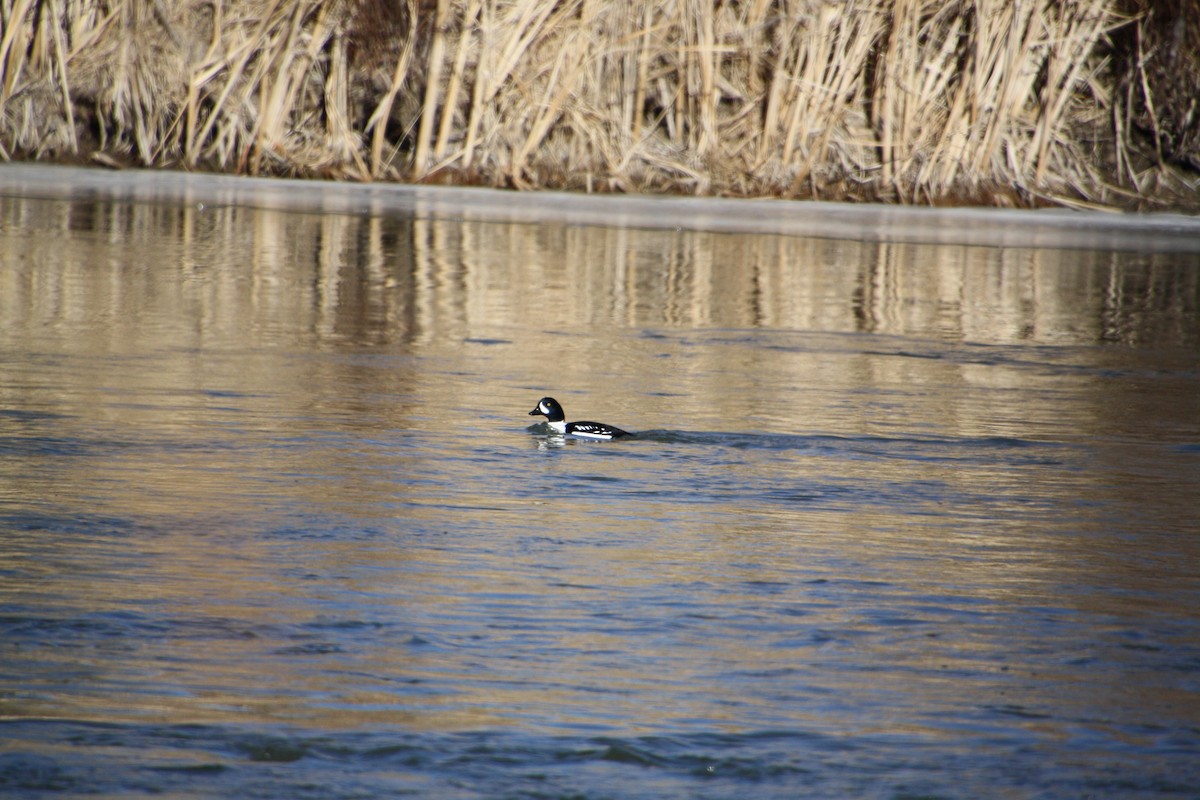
[{"left": 0, "top": 0, "right": 1194, "bottom": 207}]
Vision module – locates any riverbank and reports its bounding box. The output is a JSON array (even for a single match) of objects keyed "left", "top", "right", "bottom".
[
  {"left": 2, "top": 1, "right": 1197, "bottom": 210},
  {"left": 7, "top": 163, "right": 1200, "bottom": 253}
]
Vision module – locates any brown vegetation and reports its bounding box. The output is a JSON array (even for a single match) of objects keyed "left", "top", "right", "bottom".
[
  {"left": 1116, "top": 0, "right": 1200, "bottom": 175},
  {"left": 1, "top": 0, "right": 1196, "bottom": 208}
]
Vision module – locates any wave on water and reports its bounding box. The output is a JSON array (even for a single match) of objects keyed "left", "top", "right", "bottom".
[
  {"left": 2, "top": 718, "right": 1196, "bottom": 800},
  {"left": 572, "top": 427, "right": 1064, "bottom": 461}
]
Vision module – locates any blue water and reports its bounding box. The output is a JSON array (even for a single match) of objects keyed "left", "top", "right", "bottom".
[{"left": 2, "top": 183, "right": 1200, "bottom": 798}]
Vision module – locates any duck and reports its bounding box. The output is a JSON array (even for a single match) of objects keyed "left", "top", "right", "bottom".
[{"left": 527, "top": 397, "right": 633, "bottom": 439}]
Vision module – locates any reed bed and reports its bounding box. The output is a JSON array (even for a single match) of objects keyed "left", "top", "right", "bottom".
[{"left": 1, "top": 0, "right": 1194, "bottom": 206}]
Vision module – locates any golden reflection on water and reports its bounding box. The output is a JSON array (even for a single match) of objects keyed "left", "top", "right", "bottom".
[
  {"left": 3, "top": 195, "right": 1197, "bottom": 351},
  {"left": 1, "top": 193, "right": 1199, "bottom": 735},
  {"left": 3, "top": 193, "right": 1195, "bottom": 458}
]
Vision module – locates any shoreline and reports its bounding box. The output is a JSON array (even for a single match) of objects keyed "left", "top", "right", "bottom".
[{"left": 4, "top": 163, "right": 1200, "bottom": 254}]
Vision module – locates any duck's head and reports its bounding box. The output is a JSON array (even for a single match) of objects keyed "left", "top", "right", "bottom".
[{"left": 528, "top": 397, "right": 566, "bottom": 422}]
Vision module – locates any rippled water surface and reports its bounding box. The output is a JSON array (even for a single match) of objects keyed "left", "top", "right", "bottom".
[{"left": 2, "top": 169, "right": 1199, "bottom": 798}]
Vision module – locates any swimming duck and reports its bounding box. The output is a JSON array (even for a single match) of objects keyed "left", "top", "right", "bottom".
[{"left": 527, "top": 397, "right": 633, "bottom": 439}]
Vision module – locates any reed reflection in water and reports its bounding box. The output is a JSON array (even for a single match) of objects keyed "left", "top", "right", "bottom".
[{"left": 1, "top": 189, "right": 1198, "bottom": 799}]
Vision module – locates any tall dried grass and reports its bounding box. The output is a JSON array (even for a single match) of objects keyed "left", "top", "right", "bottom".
[{"left": 0, "top": 0, "right": 1190, "bottom": 206}]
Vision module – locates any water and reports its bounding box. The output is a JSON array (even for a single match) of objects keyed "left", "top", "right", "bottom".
[{"left": 2, "top": 167, "right": 1200, "bottom": 798}]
